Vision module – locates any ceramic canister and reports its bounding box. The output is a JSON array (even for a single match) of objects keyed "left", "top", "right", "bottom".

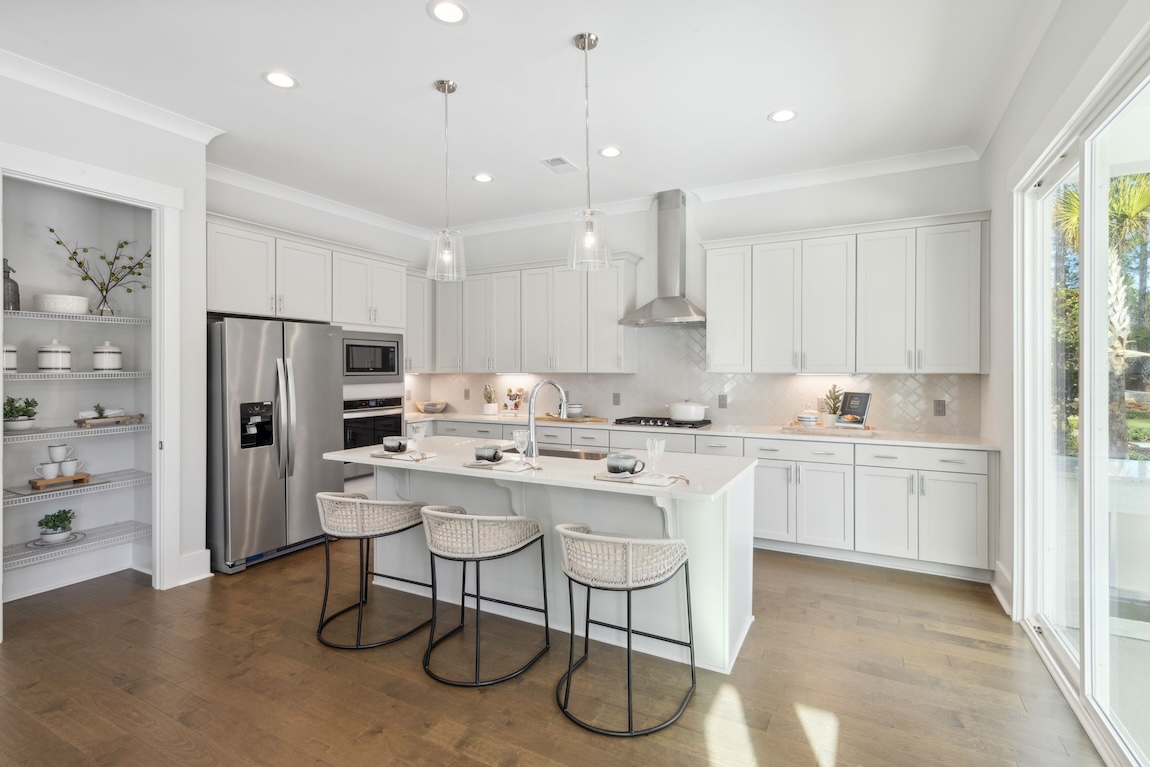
[
  {"left": 92, "top": 341, "right": 123, "bottom": 371},
  {"left": 3, "top": 343, "right": 16, "bottom": 371},
  {"left": 37, "top": 339, "right": 71, "bottom": 371}
]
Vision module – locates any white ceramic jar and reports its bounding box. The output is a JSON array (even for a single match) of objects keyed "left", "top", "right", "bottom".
[
  {"left": 92, "top": 341, "right": 123, "bottom": 371},
  {"left": 37, "top": 339, "right": 71, "bottom": 371},
  {"left": 3, "top": 343, "right": 16, "bottom": 371}
]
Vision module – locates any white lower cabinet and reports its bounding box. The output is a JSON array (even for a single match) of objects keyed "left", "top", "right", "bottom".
[
  {"left": 855, "top": 445, "right": 990, "bottom": 569},
  {"left": 795, "top": 462, "right": 854, "bottom": 550},
  {"left": 753, "top": 459, "right": 796, "bottom": 541}
]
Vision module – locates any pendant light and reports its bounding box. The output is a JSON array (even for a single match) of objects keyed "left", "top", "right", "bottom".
[
  {"left": 427, "top": 79, "right": 466, "bottom": 281},
  {"left": 569, "top": 33, "right": 610, "bottom": 271}
]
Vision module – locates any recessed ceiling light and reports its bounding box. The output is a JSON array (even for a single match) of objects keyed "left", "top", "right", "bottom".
[
  {"left": 473, "top": 173, "right": 493, "bottom": 183},
  {"left": 767, "top": 109, "right": 797, "bottom": 123},
  {"left": 262, "top": 71, "right": 298, "bottom": 89},
  {"left": 427, "top": 0, "right": 468, "bottom": 24},
  {"left": 598, "top": 146, "right": 622, "bottom": 158}
]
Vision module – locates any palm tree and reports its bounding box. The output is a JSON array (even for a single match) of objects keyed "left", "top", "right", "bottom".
[{"left": 1054, "top": 174, "right": 1150, "bottom": 457}]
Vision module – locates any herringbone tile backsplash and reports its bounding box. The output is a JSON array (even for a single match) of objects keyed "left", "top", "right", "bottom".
[{"left": 416, "top": 325, "right": 981, "bottom": 435}]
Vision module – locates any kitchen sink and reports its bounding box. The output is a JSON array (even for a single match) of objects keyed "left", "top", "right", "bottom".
[{"left": 504, "top": 447, "right": 607, "bottom": 461}]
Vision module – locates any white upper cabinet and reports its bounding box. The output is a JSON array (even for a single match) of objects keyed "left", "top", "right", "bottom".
[
  {"left": 207, "top": 223, "right": 330, "bottom": 322},
  {"left": 405, "top": 274, "right": 433, "bottom": 373},
  {"left": 434, "top": 280, "right": 463, "bottom": 372},
  {"left": 916, "top": 222, "right": 982, "bottom": 374},
  {"left": 273, "top": 240, "right": 331, "bottom": 322},
  {"left": 331, "top": 252, "right": 405, "bottom": 329},
  {"left": 705, "top": 246, "right": 753, "bottom": 372},
  {"left": 856, "top": 229, "right": 916, "bottom": 373},
  {"left": 856, "top": 222, "right": 982, "bottom": 374},
  {"left": 800, "top": 235, "right": 855, "bottom": 373},
  {"left": 522, "top": 267, "right": 587, "bottom": 373},
  {"left": 752, "top": 241, "right": 802, "bottom": 373},
  {"left": 587, "top": 259, "right": 637, "bottom": 373},
  {"left": 463, "top": 272, "right": 520, "bottom": 372}
]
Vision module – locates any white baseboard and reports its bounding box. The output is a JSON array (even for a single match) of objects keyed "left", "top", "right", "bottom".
[
  {"left": 175, "top": 549, "right": 212, "bottom": 587},
  {"left": 991, "top": 558, "right": 1013, "bottom": 616}
]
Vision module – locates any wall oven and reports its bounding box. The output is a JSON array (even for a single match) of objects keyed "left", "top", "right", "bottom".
[
  {"left": 342, "top": 331, "right": 403, "bottom": 385},
  {"left": 343, "top": 396, "right": 404, "bottom": 479}
]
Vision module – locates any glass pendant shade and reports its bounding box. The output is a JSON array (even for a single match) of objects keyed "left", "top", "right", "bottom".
[
  {"left": 427, "top": 228, "right": 465, "bottom": 281},
  {"left": 569, "top": 208, "right": 610, "bottom": 270}
]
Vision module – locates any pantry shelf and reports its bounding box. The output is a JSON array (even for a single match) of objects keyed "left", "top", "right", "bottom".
[{"left": 2, "top": 520, "right": 151, "bottom": 572}]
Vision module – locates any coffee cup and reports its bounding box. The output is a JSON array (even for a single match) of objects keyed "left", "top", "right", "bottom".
[
  {"left": 606, "top": 453, "right": 645, "bottom": 474},
  {"left": 59, "top": 458, "right": 84, "bottom": 477},
  {"left": 35, "top": 462, "right": 60, "bottom": 479},
  {"left": 48, "top": 444, "right": 73, "bottom": 462},
  {"left": 381, "top": 436, "right": 407, "bottom": 453},
  {"left": 474, "top": 444, "right": 503, "bottom": 462}
]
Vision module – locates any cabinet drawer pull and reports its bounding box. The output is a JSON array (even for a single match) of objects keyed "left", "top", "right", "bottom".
[
  {"left": 811, "top": 450, "right": 835, "bottom": 455},
  {"left": 477, "top": 429, "right": 492, "bottom": 434},
  {"left": 758, "top": 447, "right": 780, "bottom": 452},
  {"left": 938, "top": 459, "right": 967, "bottom": 464},
  {"left": 707, "top": 443, "right": 727, "bottom": 448},
  {"left": 873, "top": 454, "right": 898, "bottom": 459},
  {"left": 578, "top": 436, "right": 597, "bottom": 441},
  {"left": 542, "top": 432, "right": 559, "bottom": 438}
]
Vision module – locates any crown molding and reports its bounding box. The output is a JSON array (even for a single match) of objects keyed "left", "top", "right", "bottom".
[
  {"left": 0, "top": 48, "right": 223, "bottom": 145},
  {"left": 694, "top": 146, "right": 980, "bottom": 203},
  {"left": 207, "top": 164, "right": 431, "bottom": 241}
]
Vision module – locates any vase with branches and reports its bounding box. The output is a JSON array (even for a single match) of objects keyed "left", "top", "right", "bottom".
[{"left": 48, "top": 227, "right": 150, "bottom": 316}]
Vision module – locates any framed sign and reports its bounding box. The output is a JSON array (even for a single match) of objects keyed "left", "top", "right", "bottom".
[{"left": 836, "top": 392, "right": 871, "bottom": 428}]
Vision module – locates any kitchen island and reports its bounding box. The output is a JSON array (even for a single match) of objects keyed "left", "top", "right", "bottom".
[{"left": 324, "top": 436, "right": 755, "bottom": 674}]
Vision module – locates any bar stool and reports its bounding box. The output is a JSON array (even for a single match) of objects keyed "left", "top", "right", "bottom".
[
  {"left": 314, "top": 492, "right": 431, "bottom": 650},
  {"left": 420, "top": 505, "right": 550, "bottom": 686},
  {"left": 553, "top": 523, "right": 695, "bottom": 737}
]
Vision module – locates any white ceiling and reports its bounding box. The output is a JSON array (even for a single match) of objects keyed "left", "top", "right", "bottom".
[{"left": 0, "top": 0, "right": 1039, "bottom": 233}]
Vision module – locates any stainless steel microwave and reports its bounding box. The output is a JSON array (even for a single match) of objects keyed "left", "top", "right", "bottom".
[{"left": 341, "top": 331, "right": 403, "bottom": 384}]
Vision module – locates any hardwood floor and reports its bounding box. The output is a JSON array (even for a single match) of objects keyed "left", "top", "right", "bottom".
[{"left": 0, "top": 545, "right": 1103, "bottom": 766}]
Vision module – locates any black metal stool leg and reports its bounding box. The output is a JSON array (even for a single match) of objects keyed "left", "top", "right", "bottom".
[
  {"left": 626, "top": 589, "right": 634, "bottom": 735},
  {"left": 473, "top": 561, "right": 482, "bottom": 684}
]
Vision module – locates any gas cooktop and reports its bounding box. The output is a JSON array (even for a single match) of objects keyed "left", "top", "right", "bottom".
[{"left": 614, "top": 416, "right": 712, "bottom": 429}]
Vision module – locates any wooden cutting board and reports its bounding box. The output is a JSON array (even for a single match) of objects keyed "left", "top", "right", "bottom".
[{"left": 535, "top": 413, "right": 608, "bottom": 423}]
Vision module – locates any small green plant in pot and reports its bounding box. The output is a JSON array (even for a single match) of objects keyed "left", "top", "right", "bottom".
[
  {"left": 482, "top": 384, "right": 499, "bottom": 415},
  {"left": 823, "top": 385, "right": 844, "bottom": 426},
  {"left": 37, "top": 509, "right": 75, "bottom": 543},
  {"left": 4, "top": 396, "right": 38, "bottom": 431}
]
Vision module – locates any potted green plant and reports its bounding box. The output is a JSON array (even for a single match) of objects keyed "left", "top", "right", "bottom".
[
  {"left": 4, "top": 395, "right": 38, "bottom": 431},
  {"left": 823, "top": 385, "right": 843, "bottom": 427},
  {"left": 482, "top": 384, "right": 499, "bottom": 415},
  {"left": 37, "top": 509, "right": 75, "bottom": 544}
]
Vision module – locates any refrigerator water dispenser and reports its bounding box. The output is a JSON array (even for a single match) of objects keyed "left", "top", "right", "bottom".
[{"left": 240, "top": 401, "right": 274, "bottom": 449}]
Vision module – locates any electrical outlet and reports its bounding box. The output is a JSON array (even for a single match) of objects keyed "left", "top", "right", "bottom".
[
  {"left": 405, "top": 389, "right": 411, "bottom": 401},
  {"left": 464, "top": 388, "right": 470, "bottom": 401},
  {"left": 612, "top": 392, "right": 621, "bottom": 406},
  {"left": 933, "top": 399, "right": 946, "bottom": 416},
  {"left": 718, "top": 394, "right": 728, "bottom": 409}
]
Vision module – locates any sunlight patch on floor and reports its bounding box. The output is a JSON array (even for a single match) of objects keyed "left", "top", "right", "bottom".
[
  {"left": 795, "top": 702, "right": 839, "bottom": 767},
  {"left": 705, "top": 684, "right": 758, "bottom": 766}
]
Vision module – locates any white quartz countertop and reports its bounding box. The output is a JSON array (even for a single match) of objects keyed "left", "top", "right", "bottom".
[
  {"left": 404, "top": 413, "right": 1000, "bottom": 451},
  {"left": 325, "top": 436, "right": 756, "bottom": 502}
]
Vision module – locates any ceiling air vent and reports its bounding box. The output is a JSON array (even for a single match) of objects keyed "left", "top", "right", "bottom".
[{"left": 540, "top": 156, "right": 579, "bottom": 174}]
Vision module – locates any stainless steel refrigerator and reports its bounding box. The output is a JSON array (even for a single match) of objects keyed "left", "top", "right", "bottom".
[{"left": 207, "top": 317, "right": 344, "bottom": 574}]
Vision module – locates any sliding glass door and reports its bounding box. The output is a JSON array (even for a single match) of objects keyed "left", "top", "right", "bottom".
[{"left": 1084, "top": 77, "right": 1150, "bottom": 763}]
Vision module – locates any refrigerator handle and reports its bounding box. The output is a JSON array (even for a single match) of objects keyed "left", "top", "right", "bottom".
[
  {"left": 275, "top": 357, "right": 289, "bottom": 479},
  {"left": 285, "top": 357, "right": 299, "bottom": 478}
]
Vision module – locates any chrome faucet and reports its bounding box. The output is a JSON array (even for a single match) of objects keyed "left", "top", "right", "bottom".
[{"left": 526, "top": 379, "right": 568, "bottom": 458}]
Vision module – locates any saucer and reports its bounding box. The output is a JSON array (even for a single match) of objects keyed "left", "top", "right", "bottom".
[{"left": 463, "top": 457, "right": 508, "bottom": 468}]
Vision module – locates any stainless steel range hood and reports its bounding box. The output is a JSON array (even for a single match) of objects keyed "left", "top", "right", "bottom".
[{"left": 619, "top": 190, "right": 705, "bottom": 326}]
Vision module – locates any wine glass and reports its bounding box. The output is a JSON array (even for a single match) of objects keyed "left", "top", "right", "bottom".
[
  {"left": 646, "top": 437, "right": 665, "bottom": 477},
  {"left": 513, "top": 429, "right": 532, "bottom": 467},
  {"left": 408, "top": 423, "right": 427, "bottom": 453}
]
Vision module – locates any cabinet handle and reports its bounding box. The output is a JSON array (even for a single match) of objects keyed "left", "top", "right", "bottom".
[
  {"left": 707, "top": 443, "right": 727, "bottom": 449},
  {"left": 269, "top": 294, "right": 275, "bottom": 311},
  {"left": 278, "top": 294, "right": 284, "bottom": 312},
  {"left": 797, "top": 466, "right": 802, "bottom": 484},
  {"left": 793, "top": 352, "right": 798, "bottom": 369},
  {"left": 909, "top": 475, "right": 916, "bottom": 495},
  {"left": 873, "top": 454, "right": 898, "bottom": 459},
  {"left": 542, "top": 432, "right": 558, "bottom": 438},
  {"left": 812, "top": 450, "right": 835, "bottom": 455},
  {"left": 938, "top": 459, "right": 967, "bottom": 464},
  {"left": 920, "top": 478, "right": 925, "bottom": 496},
  {"left": 758, "top": 447, "right": 780, "bottom": 452},
  {"left": 907, "top": 350, "right": 913, "bottom": 370},
  {"left": 787, "top": 465, "right": 793, "bottom": 484},
  {"left": 917, "top": 349, "right": 923, "bottom": 369},
  {"left": 578, "top": 436, "right": 597, "bottom": 441},
  {"left": 802, "top": 351, "right": 808, "bottom": 370}
]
